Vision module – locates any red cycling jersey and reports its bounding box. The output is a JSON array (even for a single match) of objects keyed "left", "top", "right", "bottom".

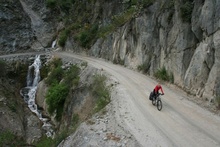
[{"left": 154, "top": 85, "right": 164, "bottom": 94}]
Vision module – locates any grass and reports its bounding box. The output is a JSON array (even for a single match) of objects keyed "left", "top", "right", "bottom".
[{"left": 0, "top": 130, "right": 23, "bottom": 146}]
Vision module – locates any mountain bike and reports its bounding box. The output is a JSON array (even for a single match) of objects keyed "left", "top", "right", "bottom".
[{"left": 151, "top": 93, "right": 163, "bottom": 111}]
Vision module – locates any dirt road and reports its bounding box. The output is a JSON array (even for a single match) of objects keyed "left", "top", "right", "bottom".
[{"left": 56, "top": 51, "right": 220, "bottom": 147}]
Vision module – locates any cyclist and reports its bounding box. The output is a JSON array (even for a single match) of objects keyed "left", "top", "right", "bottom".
[{"left": 152, "top": 84, "right": 164, "bottom": 100}]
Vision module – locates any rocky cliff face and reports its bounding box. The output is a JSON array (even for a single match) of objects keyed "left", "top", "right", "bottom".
[
  {"left": 0, "top": 0, "right": 57, "bottom": 54},
  {"left": 1, "top": 0, "right": 219, "bottom": 101},
  {"left": 83, "top": 0, "right": 219, "bottom": 102}
]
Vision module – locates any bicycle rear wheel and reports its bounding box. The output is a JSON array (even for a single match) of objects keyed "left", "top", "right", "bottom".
[{"left": 157, "top": 100, "right": 162, "bottom": 111}]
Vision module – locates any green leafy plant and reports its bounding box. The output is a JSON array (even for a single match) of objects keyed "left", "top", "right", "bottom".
[{"left": 46, "top": 83, "right": 69, "bottom": 121}]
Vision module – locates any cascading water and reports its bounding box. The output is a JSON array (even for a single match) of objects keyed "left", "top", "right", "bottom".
[{"left": 20, "top": 55, "right": 54, "bottom": 137}]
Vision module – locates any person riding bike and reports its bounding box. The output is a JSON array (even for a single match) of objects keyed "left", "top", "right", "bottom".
[{"left": 151, "top": 84, "right": 164, "bottom": 100}]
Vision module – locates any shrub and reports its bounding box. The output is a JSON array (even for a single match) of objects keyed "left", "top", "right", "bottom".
[
  {"left": 45, "top": 66, "right": 64, "bottom": 86},
  {"left": 63, "top": 65, "right": 80, "bottom": 87},
  {"left": 46, "top": 83, "right": 69, "bottom": 121},
  {"left": 154, "top": 66, "right": 170, "bottom": 81},
  {"left": 91, "top": 74, "right": 110, "bottom": 112},
  {"left": 78, "top": 24, "right": 99, "bottom": 48},
  {"left": 58, "top": 29, "right": 71, "bottom": 47}
]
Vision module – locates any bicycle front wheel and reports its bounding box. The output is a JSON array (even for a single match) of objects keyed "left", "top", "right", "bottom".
[{"left": 157, "top": 100, "right": 162, "bottom": 111}]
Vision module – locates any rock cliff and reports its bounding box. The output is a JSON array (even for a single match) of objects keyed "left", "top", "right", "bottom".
[{"left": 0, "top": 0, "right": 219, "bottom": 104}]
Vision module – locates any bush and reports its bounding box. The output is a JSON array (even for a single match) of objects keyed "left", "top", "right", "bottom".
[
  {"left": 63, "top": 65, "right": 80, "bottom": 87},
  {"left": 91, "top": 74, "right": 110, "bottom": 112},
  {"left": 58, "top": 29, "right": 71, "bottom": 47},
  {"left": 78, "top": 24, "right": 99, "bottom": 48},
  {"left": 45, "top": 66, "right": 64, "bottom": 86},
  {"left": 154, "top": 66, "right": 170, "bottom": 81},
  {"left": 46, "top": 83, "right": 69, "bottom": 121}
]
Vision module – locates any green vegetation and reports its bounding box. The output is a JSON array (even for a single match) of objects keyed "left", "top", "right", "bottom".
[
  {"left": 0, "top": 130, "right": 23, "bottom": 146},
  {"left": 77, "top": 24, "right": 99, "bottom": 48},
  {"left": 91, "top": 74, "right": 110, "bottom": 113},
  {"left": 58, "top": 29, "right": 71, "bottom": 47},
  {"left": 154, "top": 66, "right": 174, "bottom": 83},
  {"left": 180, "top": 0, "right": 194, "bottom": 23},
  {"left": 52, "top": 0, "right": 156, "bottom": 48},
  {"left": 45, "top": 58, "right": 63, "bottom": 86},
  {"left": 35, "top": 130, "right": 68, "bottom": 147},
  {"left": 137, "top": 62, "right": 150, "bottom": 73},
  {"left": 99, "top": 7, "right": 136, "bottom": 38},
  {"left": 63, "top": 65, "right": 80, "bottom": 87},
  {"left": 45, "top": 57, "right": 80, "bottom": 121},
  {"left": 46, "top": 83, "right": 69, "bottom": 121},
  {"left": 35, "top": 136, "right": 54, "bottom": 147}
]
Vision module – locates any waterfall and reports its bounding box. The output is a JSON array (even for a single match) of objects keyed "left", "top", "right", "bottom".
[
  {"left": 51, "top": 39, "right": 57, "bottom": 49},
  {"left": 20, "top": 55, "right": 54, "bottom": 137}
]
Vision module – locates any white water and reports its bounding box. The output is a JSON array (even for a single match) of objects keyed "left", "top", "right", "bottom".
[
  {"left": 20, "top": 55, "right": 54, "bottom": 137},
  {"left": 52, "top": 39, "right": 57, "bottom": 48}
]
